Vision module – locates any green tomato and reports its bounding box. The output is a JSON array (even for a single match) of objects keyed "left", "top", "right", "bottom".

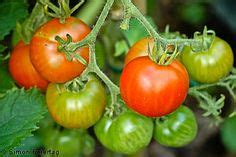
[
  {"left": 94, "top": 110, "right": 153, "bottom": 154},
  {"left": 220, "top": 116, "right": 236, "bottom": 152},
  {"left": 154, "top": 105, "right": 198, "bottom": 147},
  {"left": 44, "top": 129, "right": 95, "bottom": 157},
  {"left": 46, "top": 75, "right": 106, "bottom": 129},
  {"left": 180, "top": 36, "right": 234, "bottom": 83}
]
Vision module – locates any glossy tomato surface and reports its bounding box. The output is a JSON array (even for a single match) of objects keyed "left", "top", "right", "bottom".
[
  {"left": 94, "top": 110, "right": 153, "bottom": 154},
  {"left": 30, "top": 17, "right": 91, "bottom": 83},
  {"left": 180, "top": 36, "right": 234, "bottom": 83},
  {"left": 125, "top": 38, "right": 154, "bottom": 65},
  {"left": 9, "top": 41, "right": 48, "bottom": 90},
  {"left": 120, "top": 57, "right": 189, "bottom": 117},
  {"left": 46, "top": 75, "right": 106, "bottom": 128},
  {"left": 154, "top": 105, "right": 198, "bottom": 147}
]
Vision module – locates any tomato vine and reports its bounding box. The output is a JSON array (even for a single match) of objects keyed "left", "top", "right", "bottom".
[{"left": 50, "top": 0, "right": 236, "bottom": 119}]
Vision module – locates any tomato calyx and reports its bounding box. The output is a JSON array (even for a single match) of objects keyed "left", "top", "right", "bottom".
[
  {"left": 148, "top": 42, "right": 179, "bottom": 66},
  {"left": 63, "top": 74, "right": 97, "bottom": 93},
  {"left": 55, "top": 34, "right": 87, "bottom": 65},
  {"left": 39, "top": 0, "right": 84, "bottom": 23},
  {"left": 64, "top": 77, "right": 86, "bottom": 93},
  {"left": 191, "top": 26, "right": 216, "bottom": 52},
  {"left": 105, "top": 96, "right": 127, "bottom": 118},
  {"left": 161, "top": 25, "right": 187, "bottom": 40}
]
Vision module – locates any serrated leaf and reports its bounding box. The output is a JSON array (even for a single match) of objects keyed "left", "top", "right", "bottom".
[
  {"left": 122, "top": 17, "right": 157, "bottom": 46},
  {"left": 0, "top": 0, "right": 28, "bottom": 40},
  {"left": 221, "top": 116, "right": 236, "bottom": 152},
  {"left": 114, "top": 40, "right": 129, "bottom": 57},
  {"left": 0, "top": 88, "right": 47, "bottom": 154}
]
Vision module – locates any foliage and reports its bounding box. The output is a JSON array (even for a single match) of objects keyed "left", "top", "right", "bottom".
[
  {"left": 0, "top": 89, "right": 46, "bottom": 154},
  {"left": 0, "top": 0, "right": 28, "bottom": 41},
  {"left": 0, "top": 0, "right": 235, "bottom": 156}
]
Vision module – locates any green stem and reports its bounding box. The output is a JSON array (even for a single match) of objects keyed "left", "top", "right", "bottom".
[
  {"left": 67, "top": 0, "right": 115, "bottom": 51},
  {"left": 67, "top": 0, "right": 119, "bottom": 106},
  {"left": 81, "top": 43, "right": 120, "bottom": 106},
  {"left": 76, "top": 0, "right": 106, "bottom": 25},
  {"left": 189, "top": 75, "right": 236, "bottom": 101},
  {"left": 120, "top": 0, "right": 202, "bottom": 47}
]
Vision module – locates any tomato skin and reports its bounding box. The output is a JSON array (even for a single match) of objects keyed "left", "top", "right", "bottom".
[
  {"left": 30, "top": 17, "right": 91, "bottom": 83},
  {"left": 180, "top": 36, "right": 234, "bottom": 83},
  {"left": 125, "top": 38, "right": 154, "bottom": 65},
  {"left": 46, "top": 75, "right": 106, "bottom": 128},
  {"left": 43, "top": 129, "right": 95, "bottom": 157},
  {"left": 9, "top": 41, "right": 48, "bottom": 90},
  {"left": 94, "top": 110, "right": 153, "bottom": 154},
  {"left": 120, "top": 57, "right": 189, "bottom": 117},
  {"left": 154, "top": 105, "right": 198, "bottom": 147}
]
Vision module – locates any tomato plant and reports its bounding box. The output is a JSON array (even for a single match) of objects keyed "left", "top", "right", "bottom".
[
  {"left": 1, "top": 0, "right": 236, "bottom": 156},
  {"left": 154, "top": 105, "right": 198, "bottom": 147},
  {"left": 94, "top": 110, "right": 153, "bottom": 154},
  {"left": 120, "top": 56, "right": 189, "bottom": 117},
  {"left": 9, "top": 41, "right": 48, "bottom": 90},
  {"left": 124, "top": 37, "right": 154, "bottom": 65},
  {"left": 43, "top": 129, "right": 94, "bottom": 157},
  {"left": 180, "top": 36, "right": 234, "bottom": 83},
  {"left": 46, "top": 75, "right": 106, "bottom": 128},
  {"left": 30, "top": 17, "right": 91, "bottom": 83}
]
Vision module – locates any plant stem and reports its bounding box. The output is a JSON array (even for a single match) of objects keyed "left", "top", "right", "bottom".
[
  {"left": 68, "top": 0, "right": 115, "bottom": 51},
  {"left": 189, "top": 75, "right": 236, "bottom": 101},
  {"left": 70, "top": 0, "right": 120, "bottom": 106},
  {"left": 120, "top": 0, "right": 202, "bottom": 46},
  {"left": 80, "top": 43, "right": 120, "bottom": 106},
  {"left": 76, "top": 0, "right": 106, "bottom": 25}
]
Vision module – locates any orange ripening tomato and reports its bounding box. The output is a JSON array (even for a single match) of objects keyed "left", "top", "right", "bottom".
[
  {"left": 124, "top": 38, "right": 155, "bottom": 65},
  {"left": 120, "top": 56, "right": 189, "bottom": 117},
  {"left": 30, "top": 17, "right": 91, "bottom": 83},
  {"left": 9, "top": 41, "right": 48, "bottom": 91}
]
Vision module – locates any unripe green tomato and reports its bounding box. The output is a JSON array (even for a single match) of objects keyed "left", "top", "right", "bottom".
[
  {"left": 46, "top": 75, "right": 106, "bottom": 129},
  {"left": 94, "top": 110, "right": 153, "bottom": 154},
  {"left": 44, "top": 129, "right": 95, "bottom": 157},
  {"left": 154, "top": 105, "right": 198, "bottom": 147},
  {"left": 180, "top": 36, "right": 234, "bottom": 83}
]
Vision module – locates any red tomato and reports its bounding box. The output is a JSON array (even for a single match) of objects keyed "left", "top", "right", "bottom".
[
  {"left": 125, "top": 38, "right": 154, "bottom": 65},
  {"left": 9, "top": 41, "right": 48, "bottom": 90},
  {"left": 30, "top": 17, "right": 91, "bottom": 83},
  {"left": 120, "top": 56, "right": 189, "bottom": 117}
]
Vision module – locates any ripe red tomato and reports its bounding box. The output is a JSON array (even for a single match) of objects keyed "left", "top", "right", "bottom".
[
  {"left": 30, "top": 17, "right": 91, "bottom": 83},
  {"left": 120, "top": 57, "right": 189, "bottom": 117},
  {"left": 125, "top": 38, "right": 154, "bottom": 65},
  {"left": 9, "top": 41, "right": 48, "bottom": 90}
]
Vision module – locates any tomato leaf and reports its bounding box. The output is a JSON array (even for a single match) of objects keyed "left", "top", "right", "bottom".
[
  {"left": 114, "top": 40, "right": 129, "bottom": 57},
  {"left": 220, "top": 116, "right": 236, "bottom": 153},
  {"left": 0, "top": 62, "right": 15, "bottom": 93},
  {"left": 0, "top": 0, "right": 28, "bottom": 40},
  {"left": 122, "top": 17, "right": 157, "bottom": 46},
  {"left": 0, "top": 88, "right": 47, "bottom": 154}
]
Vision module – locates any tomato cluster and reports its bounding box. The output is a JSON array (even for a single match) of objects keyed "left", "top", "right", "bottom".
[
  {"left": 10, "top": 17, "right": 91, "bottom": 90},
  {"left": 9, "top": 17, "right": 107, "bottom": 130},
  {"left": 8, "top": 12, "right": 234, "bottom": 155}
]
